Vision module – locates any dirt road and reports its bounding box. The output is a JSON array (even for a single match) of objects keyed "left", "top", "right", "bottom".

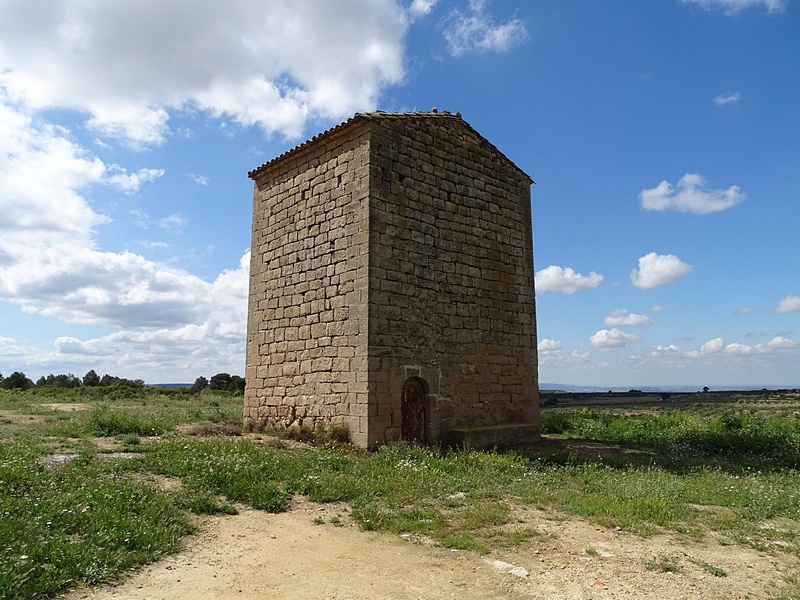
[{"left": 62, "top": 499, "right": 795, "bottom": 600}]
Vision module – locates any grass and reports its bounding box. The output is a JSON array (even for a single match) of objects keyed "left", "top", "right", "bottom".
[
  {"left": 689, "top": 558, "right": 728, "bottom": 577},
  {"left": 540, "top": 406, "right": 800, "bottom": 470},
  {"left": 1, "top": 387, "right": 800, "bottom": 598},
  {"left": 644, "top": 553, "right": 681, "bottom": 573},
  {"left": 0, "top": 444, "right": 193, "bottom": 599}
]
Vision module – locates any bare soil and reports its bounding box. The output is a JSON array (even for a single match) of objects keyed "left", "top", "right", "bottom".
[{"left": 61, "top": 498, "right": 796, "bottom": 600}]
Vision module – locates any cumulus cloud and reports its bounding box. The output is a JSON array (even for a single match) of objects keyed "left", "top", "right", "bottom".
[
  {"left": 714, "top": 91, "right": 741, "bottom": 105},
  {"left": 590, "top": 328, "right": 639, "bottom": 349},
  {"left": 774, "top": 295, "right": 800, "bottom": 314},
  {"left": 630, "top": 253, "right": 691, "bottom": 289},
  {"left": 691, "top": 336, "right": 797, "bottom": 356},
  {"left": 538, "top": 339, "right": 562, "bottom": 353},
  {"left": 0, "top": 91, "right": 245, "bottom": 345},
  {"left": 604, "top": 309, "right": 654, "bottom": 327},
  {"left": 0, "top": 246, "right": 214, "bottom": 328},
  {"left": 681, "top": 0, "right": 786, "bottom": 15},
  {"left": 45, "top": 251, "right": 250, "bottom": 379},
  {"left": 0, "top": 103, "right": 107, "bottom": 243},
  {"left": 0, "top": 0, "right": 413, "bottom": 147},
  {"left": 409, "top": 0, "right": 438, "bottom": 18},
  {"left": 700, "top": 337, "right": 726, "bottom": 354},
  {"left": 444, "top": 0, "right": 528, "bottom": 57},
  {"left": 766, "top": 336, "right": 798, "bottom": 349},
  {"left": 105, "top": 166, "right": 165, "bottom": 194},
  {"left": 535, "top": 265, "right": 603, "bottom": 294},
  {"left": 640, "top": 173, "right": 745, "bottom": 214},
  {"left": 650, "top": 344, "right": 684, "bottom": 356}
]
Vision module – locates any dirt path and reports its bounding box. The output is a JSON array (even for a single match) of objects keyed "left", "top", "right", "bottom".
[{"left": 62, "top": 500, "right": 796, "bottom": 600}]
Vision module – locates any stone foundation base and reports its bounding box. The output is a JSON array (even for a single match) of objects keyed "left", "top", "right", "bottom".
[{"left": 440, "top": 424, "right": 540, "bottom": 451}]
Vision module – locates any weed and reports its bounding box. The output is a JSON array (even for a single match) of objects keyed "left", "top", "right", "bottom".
[
  {"left": 313, "top": 516, "right": 325, "bottom": 525},
  {"left": 689, "top": 558, "right": 727, "bottom": 577},
  {"left": 116, "top": 432, "right": 141, "bottom": 446},
  {"left": 644, "top": 553, "right": 681, "bottom": 573}
]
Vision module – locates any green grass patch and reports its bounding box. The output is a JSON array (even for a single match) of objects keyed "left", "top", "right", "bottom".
[
  {"left": 541, "top": 407, "right": 800, "bottom": 469},
  {"left": 3, "top": 389, "right": 800, "bottom": 598},
  {"left": 0, "top": 444, "right": 193, "bottom": 600}
]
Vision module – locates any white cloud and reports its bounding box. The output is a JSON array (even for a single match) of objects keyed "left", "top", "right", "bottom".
[
  {"left": 630, "top": 252, "right": 692, "bottom": 289},
  {"left": 766, "top": 336, "right": 798, "bottom": 349},
  {"left": 650, "top": 305, "right": 664, "bottom": 313},
  {"left": 774, "top": 295, "right": 800, "bottom": 314},
  {"left": 540, "top": 331, "right": 800, "bottom": 387},
  {"left": 701, "top": 338, "right": 726, "bottom": 354},
  {"left": 0, "top": 0, "right": 412, "bottom": 147},
  {"left": 714, "top": 91, "right": 741, "bottom": 105},
  {"left": 694, "top": 336, "right": 798, "bottom": 356},
  {"left": 604, "top": 309, "right": 654, "bottom": 327},
  {"left": 44, "top": 250, "right": 250, "bottom": 379},
  {"left": 158, "top": 214, "right": 187, "bottom": 233},
  {"left": 137, "top": 241, "right": 169, "bottom": 250},
  {"left": 444, "top": 0, "right": 528, "bottom": 57},
  {"left": 640, "top": 173, "right": 745, "bottom": 214},
  {"left": 650, "top": 344, "right": 684, "bottom": 356},
  {"left": 409, "top": 0, "right": 437, "bottom": 18},
  {"left": 187, "top": 173, "right": 210, "bottom": 186},
  {"left": 0, "top": 102, "right": 108, "bottom": 245},
  {"left": 590, "top": 328, "right": 639, "bottom": 349},
  {"left": 538, "top": 338, "right": 562, "bottom": 352},
  {"left": 682, "top": 0, "right": 786, "bottom": 15},
  {"left": 1, "top": 246, "right": 214, "bottom": 328},
  {"left": 535, "top": 265, "right": 603, "bottom": 294},
  {"left": 105, "top": 166, "right": 165, "bottom": 194},
  {"left": 0, "top": 96, "right": 245, "bottom": 343}
]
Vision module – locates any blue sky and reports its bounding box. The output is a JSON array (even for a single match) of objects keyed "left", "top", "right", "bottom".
[{"left": 0, "top": 0, "right": 798, "bottom": 388}]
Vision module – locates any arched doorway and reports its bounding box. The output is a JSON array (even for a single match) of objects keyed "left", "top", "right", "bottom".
[{"left": 400, "top": 377, "right": 427, "bottom": 444}]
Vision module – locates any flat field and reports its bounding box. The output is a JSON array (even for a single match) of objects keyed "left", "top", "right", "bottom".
[{"left": 1, "top": 387, "right": 799, "bottom": 599}]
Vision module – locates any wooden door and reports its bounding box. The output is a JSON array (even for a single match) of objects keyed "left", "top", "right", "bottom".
[{"left": 401, "top": 378, "right": 426, "bottom": 443}]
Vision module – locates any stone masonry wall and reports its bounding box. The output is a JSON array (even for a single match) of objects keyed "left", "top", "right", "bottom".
[
  {"left": 246, "top": 112, "right": 539, "bottom": 448},
  {"left": 364, "top": 115, "right": 538, "bottom": 445},
  {"left": 245, "top": 124, "right": 373, "bottom": 447}
]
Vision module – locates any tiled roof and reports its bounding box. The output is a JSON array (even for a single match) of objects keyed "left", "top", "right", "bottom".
[{"left": 247, "top": 109, "right": 530, "bottom": 182}]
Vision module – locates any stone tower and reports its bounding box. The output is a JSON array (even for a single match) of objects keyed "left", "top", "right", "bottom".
[{"left": 245, "top": 110, "right": 539, "bottom": 448}]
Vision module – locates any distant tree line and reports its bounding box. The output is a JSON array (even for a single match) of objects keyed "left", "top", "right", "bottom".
[
  {"left": 0, "top": 370, "right": 144, "bottom": 390},
  {"left": 0, "top": 369, "right": 245, "bottom": 394},
  {"left": 190, "top": 373, "right": 245, "bottom": 394}
]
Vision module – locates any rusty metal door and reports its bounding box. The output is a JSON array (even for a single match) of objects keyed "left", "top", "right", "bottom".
[{"left": 401, "top": 378, "right": 426, "bottom": 444}]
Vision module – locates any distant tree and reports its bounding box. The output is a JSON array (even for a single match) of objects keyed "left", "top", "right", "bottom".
[
  {"left": 83, "top": 369, "right": 101, "bottom": 387},
  {"left": 228, "top": 375, "right": 245, "bottom": 394},
  {"left": 0, "top": 371, "right": 34, "bottom": 390},
  {"left": 209, "top": 373, "right": 232, "bottom": 390},
  {"left": 36, "top": 373, "right": 81, "bottom": 388},
  {"left": 702, "top": 386, "right": 710, "bottom": 393},
  {"left": 55, "top": 373, "right": 81, "bottom": 388},
  {"left": 191, "top": 376, "right": 209, "bottom": 393},
  {"left": 99, "top": 374, "right": 119, "bottom": 387}
]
